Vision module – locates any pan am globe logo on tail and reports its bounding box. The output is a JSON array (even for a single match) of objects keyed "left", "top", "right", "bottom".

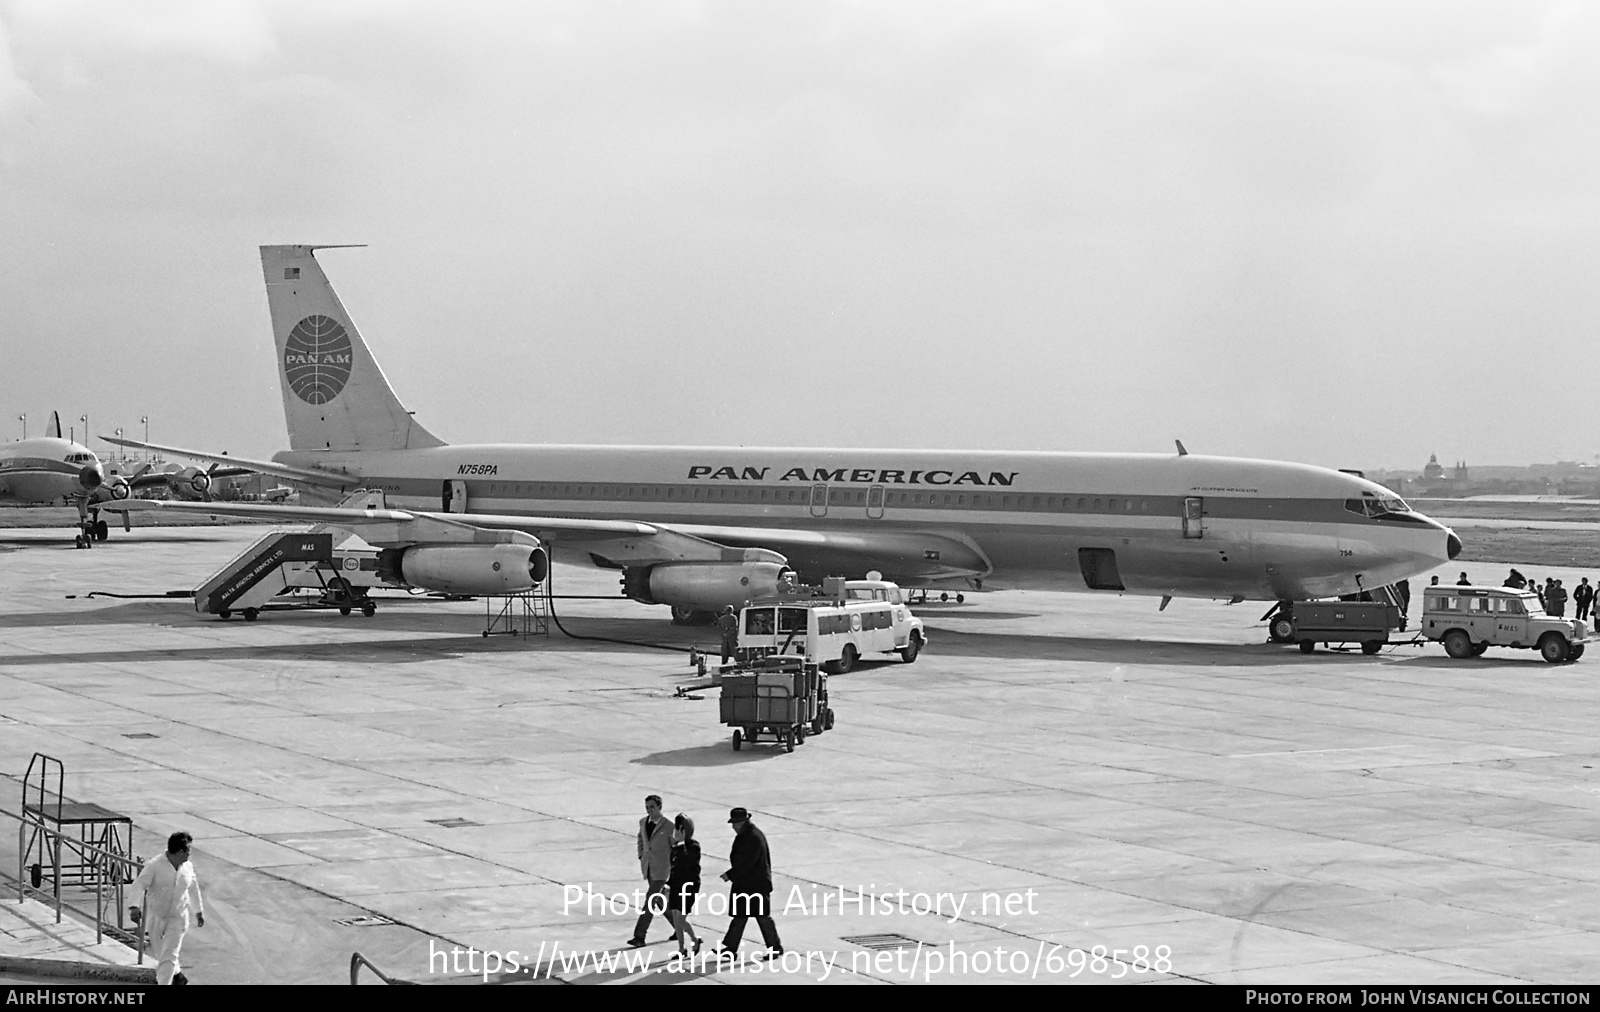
[{"left": 283, "top": 315, "right": 354, "bottom": 404}]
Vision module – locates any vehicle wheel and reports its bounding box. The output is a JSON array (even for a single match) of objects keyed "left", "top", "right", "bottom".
[
  {"left": 1361, "top": 640, "right": 1382, "bottom": 656},
  {"left": 784, "top": 728, "right": 795, "bottom": 753},
  {"left": 361, "top": 601, "right": 376, "bottom": 618},
  {"left": 1269, "top": 614, "right": 1296, "bottom": 643},
  {"left": 73, "top": 535, "right": 84, "bottom": 549},
  {"left": 1539, "top": 633, "right": 1571, "bottom": 664},
  {"left": 1442, "top": 630, "right": 1474, "bottom": 659},
  {"left": 796, "top": 725, "right": 806, "bottom": 745},
  {"left": 836, "top": 645, "right": 858, "bottom": 673},
  {"left": 811, "top": 716, "right": 824, "bottom": 736},
  {"left": 1298, "top": 640, "right": 1315, "bottom": 654},
  {"left": 956, "top": 593, "right": 965, "bottom": 604},
  {"left": 243, "top": 608, "right": 258, "bottom": 622},
  {"left": 824, "top": 708, "right": 835, "bottom": 730},
  {"left": 731, "top": 729, "right": 742, "bottom": 751},
  {"left": 899, "top": 631, "right": 922, "bottom": 664},
  {"left": 939, "top": 592, "right": 949, "bottom": 602},
  {"left": 1570, "top": 644, "right": 1586, "bottom": 661},
  {"left": 218, "top": 609, "right": 232, "bottom": 620},
  {"left": 1471, "top": 643, "right": 1489, "bottom": 656},
  {"left": 339, "top": 605, "right": 352, "bottom": 617}
]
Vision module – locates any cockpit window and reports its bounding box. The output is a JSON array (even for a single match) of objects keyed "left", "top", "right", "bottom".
[{"left": 1344, "top": 496, "right": 1409, "bottom": 518}]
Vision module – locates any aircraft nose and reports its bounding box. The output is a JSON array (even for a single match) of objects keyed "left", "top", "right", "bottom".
[
  {"left": 78, "top": 464, "right": 104, "bottom": 491},
  {"left": 1447, "top": 530, "right": 1463, "bottom": 561}
]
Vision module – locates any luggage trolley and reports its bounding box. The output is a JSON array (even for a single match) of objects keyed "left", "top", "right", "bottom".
[
  {"left": 720, "top": 657, "right": 834, "bottom": 753},
  {"left": 19, "top": 753, "right": 135, "bottom": 925}
]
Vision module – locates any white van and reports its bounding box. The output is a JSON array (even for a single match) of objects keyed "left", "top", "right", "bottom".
[{"left": 739, "top": 596, "right": 926, "bottom": 673}]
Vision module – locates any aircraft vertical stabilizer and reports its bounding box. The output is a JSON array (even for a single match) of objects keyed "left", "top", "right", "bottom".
[{"left": 260, "top": 245, "right": 445, "bottom": 452}]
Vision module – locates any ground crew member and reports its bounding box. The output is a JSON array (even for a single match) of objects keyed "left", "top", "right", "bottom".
[
  {"left": 131, "top": 831, "right": 204, "bottom": 985},
  {"left": 1457, "top": 572, "right": 1471, "bottom": 586},
  {"left": 718, "top": 606, "right": 739, "bottom": 665},
  {"left": 1577, "top": 578, "right": 1593, "bottom": 622},
  {"left": 717, "top": 807, "right": 782, "bottom": 958},
  {"left": 629, "top": 794, "right": 673, "bottom": 947}
]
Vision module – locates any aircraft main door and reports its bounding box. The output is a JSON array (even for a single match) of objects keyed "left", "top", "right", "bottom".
[
  {"left": 443, "top": 479, "right": 468, "bottom": 514},
  {"left": 1183, "top": 497, "right": 1205, "bottom": 538},
  {"left": 866, "top": 484, "right": 885, "bottom": 519},
  {"left": 810, "top": 483, "right": 828, "bottom": 518}
]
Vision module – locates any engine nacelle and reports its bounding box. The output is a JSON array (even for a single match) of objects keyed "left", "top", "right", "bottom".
[
  {"left": 106, "top": 477, "right": 131, "bottom": 500},
  {"left": 183, "top": 468, "right": 212, "bottom": 495},
  {"left": 398, "top": 544, "right": 550, "bottom": 596},
  {"left": 77, "top": 464, "right": 103, "bottom": 491},
  {"left": 632, "top": 561, "right": 794, "bottom": 611}
]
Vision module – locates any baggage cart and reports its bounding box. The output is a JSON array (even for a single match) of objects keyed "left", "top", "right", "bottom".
[
  {"left": 719, "top": 657, "right": 833, "bottom": 753},
  {"left": 1287, "top": 600, "right": 1403, "bottom": 655}
]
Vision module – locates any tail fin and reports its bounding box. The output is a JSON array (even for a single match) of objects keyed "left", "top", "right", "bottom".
[
  {"left": 261, "top": 245, "right": 445, "bottom": 452},
  {"left": 46, "top": 412, "right": 61, "bottom": 439}
]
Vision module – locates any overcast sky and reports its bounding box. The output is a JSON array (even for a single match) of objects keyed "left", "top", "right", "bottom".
[{"left": 1, "top": 1, "right": 1595, "bottom": 471}]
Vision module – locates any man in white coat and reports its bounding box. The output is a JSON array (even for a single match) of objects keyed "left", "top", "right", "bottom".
[{"left": 131, "top": 831, "right": 205, "bottom": 985}]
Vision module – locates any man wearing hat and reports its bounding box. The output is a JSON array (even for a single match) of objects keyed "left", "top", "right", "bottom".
[{"left": 717, "top": 807, "right": 782, "bottom": 957}]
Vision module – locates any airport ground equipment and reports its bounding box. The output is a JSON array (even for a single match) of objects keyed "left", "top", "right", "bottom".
[
  {"left": 1285, "top": 600, "right": 1405, "bottom": 655},
  {"left": 483, "top": 590, "right": 549, "bottom": 637},
  {"left": 720, "top": 659, "right": 832, "bottom": 753},
  {"left": 1420, "top": 585, "right": 1587, "bottom": 663},
  {"left": 19, "top": 753, "right": 134, "bottom": 934},
  {"left": 737, "top": 595, "right": 924, "bottom": 673},
  {"left": 193, "top": 529, "right": 395, "bottom": 620}
]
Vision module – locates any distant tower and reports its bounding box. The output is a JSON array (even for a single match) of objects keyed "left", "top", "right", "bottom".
[
  {"left": 1454, "top": 460, "right": 1469, "bottom": 481},
  {"left": 1423, "top": 454, "right": 1444, "bottom": 481}
]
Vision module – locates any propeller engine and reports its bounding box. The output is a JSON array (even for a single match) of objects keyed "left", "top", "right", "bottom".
[{"left": 77, "top": 463, "right": 104, "bottom": 492}]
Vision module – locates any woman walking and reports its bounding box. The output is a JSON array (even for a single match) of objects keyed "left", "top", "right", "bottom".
[{"left": 667, "top": 814, "right": 703, "bottom": 957}]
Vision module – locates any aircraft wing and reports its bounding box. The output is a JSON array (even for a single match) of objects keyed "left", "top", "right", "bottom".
[
  {"left": 101, "top": 498, "right": 783, "bottom": 564},
  {"left": 100, "top": 436, "right": 350, "bottom": 489}
]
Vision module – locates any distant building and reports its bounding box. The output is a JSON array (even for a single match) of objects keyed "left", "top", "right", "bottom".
[
  {"left": 1423, "top": 454, "right": 1444, "bottom": 481},
  {"left": 1453, "top": 460, "right": 1469, "bottom": 481}
]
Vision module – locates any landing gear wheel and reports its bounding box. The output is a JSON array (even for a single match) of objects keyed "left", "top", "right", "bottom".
[
  {"left": 899, "top": 632, "right": 922, "bottom": 664},
  {"left": 1298, "top": 640, "right": 1315, "bottom": 654},
  {"left": 1539, "top": 633, "right": 1571, "bottom": 664},
  {"left": 671, "top": 605, "right": 697, "bottom": 626},
  {"left": 939, "top": 592, "right": 949, "bottom": 602},
  {"left": 784, "top": 728, "right": 795, "bottom": 753},
  {"left": 361, "top": 601, "right": 376, "bottom": 618},
  {"left": 339, "top": 606, "right": 352, "bottom": 617},
  {"left": 956, "top": 593, "right": 965, "bottom": 603},
  {"left": 73, "top": 535, "right": 85, "bottom": 549},
  {"left": 1269, "top": 614, "right": 1296, "bottom": 643},
  {"left": 1360, "top": 640, "right": 1382, "bottom": 656},
  {"left": 731, "top": 729, "right": 742, "bottom": 752},
  {"left": 94, "top": 520, "right": 109, "bottom": 541},
  {"left": 242, "top": 608, "right": 258, "bottom": 622},
  {"left": 836, "top": 644, "right": 858, "bottom": 674},
  {"left": 1442, "top": 630, "right": 1474, "bottom": 659}
]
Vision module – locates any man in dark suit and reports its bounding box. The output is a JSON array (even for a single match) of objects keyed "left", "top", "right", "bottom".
[{"left": 717, "top": 807, "right": 782, "bottom": 958}]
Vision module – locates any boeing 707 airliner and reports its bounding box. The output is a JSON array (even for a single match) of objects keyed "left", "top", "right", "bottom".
[{"left": 106, "top": 245, "right": 1460, "bottom": 621}]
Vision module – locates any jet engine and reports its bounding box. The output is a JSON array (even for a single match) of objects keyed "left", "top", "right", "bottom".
[
  {"left": 397, "top": 544, "right": 550, "bottom": 596},
  {"left": 624, "top": 561, "right": 794, "bottom": 611}
]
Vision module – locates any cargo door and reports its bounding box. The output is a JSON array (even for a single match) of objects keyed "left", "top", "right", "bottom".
[
  {"left": 1078, "top": 547, "right": 1125, "bottom": 591},
  {"left": 866, "top": 484, "right": 885, "bottom": 519},
  {"left": 444, "top": 479, "right": 468, "bottom": 514},
  {"left": 809, "top": 483, "right": 828, "bottom": 518},
  {"left": 1182, "top": 497, "right": 1204, "bottom": 538}
]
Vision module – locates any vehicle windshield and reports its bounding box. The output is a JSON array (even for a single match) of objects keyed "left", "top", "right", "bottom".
[{"left": 1344, "top": 495, "right": 1410, "bottom": 518}]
